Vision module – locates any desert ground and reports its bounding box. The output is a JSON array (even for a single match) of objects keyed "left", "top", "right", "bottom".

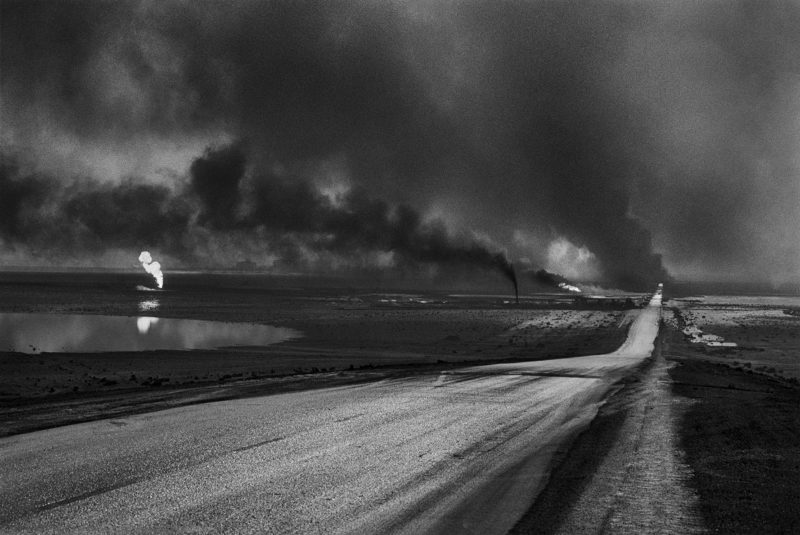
[
  {"left": 0, "top": 280, "right": 635, "bottom": 436},
  {"left": 669, "top": 295, "right": 800, "bottom": 381},
  {"left": 660, "top": 296, "right": 800, "bottom": 534},
  {"left": 1, "top": 289, "right": 660, "bottom": 534},
  {"left": 509, "top": 294, "right": 800, "bottom": 535},
  {"left": 1, "top": 280, "right": 798, "bottom": 533}
]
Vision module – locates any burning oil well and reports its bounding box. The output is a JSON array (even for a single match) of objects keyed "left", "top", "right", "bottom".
[
  {"left": 138, "top": 251, "right": 163, "bottom": 289},
  {"left": 529, "top": 269, "right": 581, "bottom": 293},
  {"left": 494, "top": 255, "right": 518, "bottom": 303}
]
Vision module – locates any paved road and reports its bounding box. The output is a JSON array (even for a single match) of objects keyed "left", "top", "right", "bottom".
[{"left": 0, "top": 291, "right": 662, "bottom": 534}]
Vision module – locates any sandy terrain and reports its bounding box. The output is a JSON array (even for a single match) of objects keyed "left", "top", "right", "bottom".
[
  {"left": 512, "top": 327, "right": 704, "bottom": 535},
  {"left": 661, "top": 298, "right": 800, "bottom": 534},
  {"left": 0, "top": 293, "right": 662, "bottom": 534},
  {"left": 11, "top": 281, "right": 793, "bottom": 532},
  {"left": 0, "top": 307, "right": 631, "bottom": 397},
  {"left": 668, "top": 295, "right": 800, "bottom": 381},
  {"left": 0, "top": 289, "right": 632, "bottom": 436},
  {"left": 509, "top": 293, "right": 800, "bottom": 534}
]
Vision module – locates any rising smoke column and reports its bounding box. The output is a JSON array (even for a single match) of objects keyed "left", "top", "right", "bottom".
[
  {"left": 493, "top": 255, "right": 518, "bottom": 302},
  {"left": 138, "top": 251, "right": 163, "bottom": 289}
]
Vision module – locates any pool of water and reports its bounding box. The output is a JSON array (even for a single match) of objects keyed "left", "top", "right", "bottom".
[{"left": 0, "top": 313, "right": 301, "bottom": 353}]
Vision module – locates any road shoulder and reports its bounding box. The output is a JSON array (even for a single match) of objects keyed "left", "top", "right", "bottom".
[
  {"left": 667, "top": 336, "right": 800, "bottom": 533},
  {"left": 511, "top": 328, "right": 705, "bottom": 534}
]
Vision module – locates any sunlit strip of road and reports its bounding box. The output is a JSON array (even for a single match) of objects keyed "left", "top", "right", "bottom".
[
  {"left": 0, "top": 289, "right": 663, "bottom": 534},
  {"left": 456, "top": 288, "right": 662, "bottom": 378}
]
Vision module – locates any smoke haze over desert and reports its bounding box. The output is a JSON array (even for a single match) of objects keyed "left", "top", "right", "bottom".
[{"left": 2, "top": 0, "right": 798, "bottom": 290}]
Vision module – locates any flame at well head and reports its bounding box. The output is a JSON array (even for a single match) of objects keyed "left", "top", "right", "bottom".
[{"left": 138, "top": 251, "right": 164, "bottom": 289}]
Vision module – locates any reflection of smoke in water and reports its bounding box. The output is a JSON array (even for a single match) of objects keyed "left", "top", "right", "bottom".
[
  {"left": 139, "top": 299, "right": 160, "bottom": 312},
  {"left": 138, "top": 251, "right": 163, "bottom": 289},
  {"left": 136, "top": 316, "right": 159, "bottom": 334}
]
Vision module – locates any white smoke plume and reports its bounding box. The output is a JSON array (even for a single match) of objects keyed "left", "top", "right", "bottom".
[{"left": 138, "top": 251, "right": 163, "bottom": 289}]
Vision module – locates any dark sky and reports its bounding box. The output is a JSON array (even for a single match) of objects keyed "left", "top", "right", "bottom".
[{"left": 1, "top": 0, "right": 799, "bottom": 289}]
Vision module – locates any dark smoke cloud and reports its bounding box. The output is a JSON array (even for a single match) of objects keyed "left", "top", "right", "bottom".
[
  {"left": 2, "top": 0, "right": 799, "bottom": 288},
  {"left": 1, "top": 155, "right": 191, "bottom": 258},
  {"left": 0, "top": 158, "right": 47, "bottom": 239},
  {"left": 190, "top": 144, "right": 247, "bottom": 230},
  {"left": 1, "top": 145, "right": 519, "bottom": 291},
  {"left": 63, "top": 181, "right": 192, "bottom": 253},
  {"left": 192, "top": 145, "right": 519, "bottom": 288}
]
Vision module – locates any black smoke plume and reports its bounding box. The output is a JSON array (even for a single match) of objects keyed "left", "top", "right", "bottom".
[
  {"left": 188, "top": 145, "right": 520, "bottom": 293},
  {"left": 1, "top": 145, "right": 520, "bottom": 293},
  {"left": 0, "top": 158, "right": 46, "bottom": 240},
  {"left": 494, "top": 257, "right": 518, "bottom": 303},
  {"left": 3, "top": 1, "right": 799, "bottom": 287},
  {"left": 0, "top": 155, "right": 191, "bottom": 258}
]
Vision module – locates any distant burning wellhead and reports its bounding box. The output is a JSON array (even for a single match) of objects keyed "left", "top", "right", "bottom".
[
  {"left": 558, "top": 282, "right": 582, "bottom": 293},
  {"left": 492, "top": 255, "right": 518, "bottom": 303},
  {"left": 529, "top": 269, "right": 581, "bottom": 293},
  {"left": 138, "top": 251, "right": 163, "bottom": 289}
]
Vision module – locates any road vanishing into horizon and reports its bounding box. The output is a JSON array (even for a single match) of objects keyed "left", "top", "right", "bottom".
[{"left": 1, "top": 290, "right": 662, "bottom": 534}]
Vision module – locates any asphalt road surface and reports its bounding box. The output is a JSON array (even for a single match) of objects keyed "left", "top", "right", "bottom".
[{"left": 1, "top": 291, "right": 662, "bottom": 534}]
